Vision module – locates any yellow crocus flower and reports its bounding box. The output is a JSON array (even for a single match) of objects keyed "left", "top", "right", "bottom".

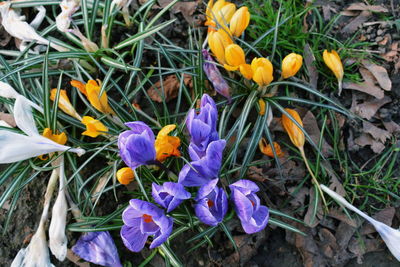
[
  {"left": 39, "top": 128, "right": 68, "bottom": 160},
  {"left": 208, "top": 29, "right": 233, "bottom": 64},
  {"left": 71, "top": 79, "right": 114, "bottom": 114},
  {"left": 251, "top": 57, "right": 273, "bottom": 86},
  {"left": 229, "top": 6, "right": 250, "bottom": 37},
  {"left": 117, "top": 167, "right": 135, "bottom": 185},
  {"left": 81, "top": 116, "right": 108, "bottom": 138},
  {"left": 50, "top": 89, "right": 82, "bottom": 121},
  {"left": 323, "top": 50, "right": 344, "bottom": 95},
  {"left": 154, "top": 124, "right": 181, "bottom": 162},
  {"left": 224, "top": 44, "right": 252, "bottom": 79},
  {"left": 214, "top": 3, "right": 236, "bottom": 29},
  {"left": 281, "top": 109, "right": 305, "bottom": 149},
  {"left": 281, "top": 53, "right": 303, "bottom": 79}
]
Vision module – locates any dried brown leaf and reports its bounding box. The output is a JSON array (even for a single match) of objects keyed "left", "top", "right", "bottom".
[
  {"left": 328, "top": 207, "right": 358, "bottom": 227},
  {"left": 362, "top": 121, "right": 391, "bottom": 143},
  {"left": 354, "top": 133, "right": 385, "bottom": 153},
  {"left": 350, "top": 95, "right": 391, "bottom": 120},
  {"left": 361, "top": 207, "right": 395, "bottom": 235},
  {"left": 346, "top": 3, "right": 389, "bottom": 12},
  {"left": 147, "top": 74, "right": 192, "bottom": 103},
  {"left": 318, "top": 228, "right": 339, "bottom": 258},
  {"left": 289, "top": 187, "right": 309, "bottom": 209},
  {"left": 304, "top": 187, "right": 324, "bottom": 228},
  {"left": 382, "top": 120, "right": 400, "bottom": 134},
  {"left": 342, "top": 11, "right": 371, "bottom": 34},
  {"left": 303, "top": 111, "right": 333, "bottom": 157},
  {"left": 362, "top": 60, "right": 392, "bottom": 91},
  {"left": 303, "top": 43, "right": 318, "bottom": 90}
]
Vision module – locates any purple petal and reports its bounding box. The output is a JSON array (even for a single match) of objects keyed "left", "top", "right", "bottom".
[
  {"left": 72, "top": 231, "right": 122, "bottom": 267},
  {"left": 240, "top": 205, "right": 269, "bottom": 234},
  {"left": 120, "top": 225, "right": 148, "bottom": 252},
  {"left": 195, "top": 179, "right": 219, "bottom": 201},
  {"left": 231, "top": 188, "right": 254, "bottom": 222},
  {"left": 150, "top": 216, "right": 173, "bottom": 249},
  {"left": 128, "top": 199, "right": 164, "bottom": 218},
  {"left": 215, "top": 187, "right": 228, "bottom": 222},
  {"left": 229, "top": 179, "right": 260, "bottom": 195},
  {"left": 163, "top": 182, "right": 191, "bottom": 199},
  {"left": 195, "top": 200, "right": 220, "bottom": 226},
  {"left": 124, "top": 121, "right": 155, "bottom": 140},
  {"left": 152, "top": 182, "right": 191, "bottom": 212}
]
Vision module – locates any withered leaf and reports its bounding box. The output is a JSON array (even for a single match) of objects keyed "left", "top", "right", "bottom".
[
  {"left": 147, "top": 74, "right": 192, "bottom": 103},
  {"left": 303, "top": 111, "right": 333, "bottom": 157},
  {"left": 342, "top": 11, "right": 371, "bottom": 34},
  {"left": 362, "top": 60, "right": 392, "bottom": 91},
  {"left": 328, "top": 207, "right": 358, "bottom": 227},
  {"left": 350, "top": 95, "right": 391, "bottom": 120},
  {"left": 346, "top": 3, "right": 389, "bottom": 13},
  {"left": 354, "top": 133, "right": 385, "bottom": 154},
  {"left": 303, "top": 43, "right": 318, "bottom": 90},
  {"left": 304, "top": 187, "right": 324, "bottom": 228},
  {"left": 362, "top": 121, "right": 391, "bottom": 143},
  {"left": 361, "top": 207, "right": 395, "bottom": 235}
]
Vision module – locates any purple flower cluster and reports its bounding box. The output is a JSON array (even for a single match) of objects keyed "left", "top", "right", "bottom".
[{"left": 117, "top": 94, "right": 270, "bottom": 255}]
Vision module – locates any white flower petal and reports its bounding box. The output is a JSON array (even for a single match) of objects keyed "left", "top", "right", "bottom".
[
  {"left": 11, "top": 248, "right": 26, "bottom": 267},
  {"left": 29, "top": 6, "right": 46, "bottom": 29},
  {"left": 56, "top": 0, "right": 80, "bottom": 32},
  {"left": 14, "top": 96, "right": 38, "bottom": 136},
  {"left": 23, "top": 225, "right": 55, "bottom": 267},
  {"left": 0, "top": 130, "right": 83, "bottom": 163},
  {"left": 0, "top": 81, "right": 20, "bottom": 99}
]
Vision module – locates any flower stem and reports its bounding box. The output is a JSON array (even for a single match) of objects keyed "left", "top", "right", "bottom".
[{"left": 299, "top": 146, "right": 328, "bottom": 210}]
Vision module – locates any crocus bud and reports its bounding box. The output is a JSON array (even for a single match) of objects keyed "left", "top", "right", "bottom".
[
  {"left": 229, "top": 6, "right": 250, "bottom": 37},
  {"left": 208, "top": 29, "right": 233, "bottom": 64},
  {"left": 224, "top": 44, "right": 252, "bottom": 79},
  {"left": 155, "top": 124, "right": 181, "bottom": 162},
  {"left": 251, "top": 57, "right": 273, "bottom": 86},
  {"left": 281, "top": 53, "right": 303, "bottom": 79},
  {"left": 281, "top": 108, "right": 305, "bottom": 148},
  {"left": 323, "top": 50, "right": 344, "bottom": 95},
  {"left": 259, "top": 138, "right": 284, "bottom": 157},
  {"left": 215, "top": 3, "right": 236, "bottom": 28},
  {"left": 50, "top": 89, "right": 82, "bottom": 120},
  {"left": 117, "top": 167, "right": 135, "bottom": 185}
]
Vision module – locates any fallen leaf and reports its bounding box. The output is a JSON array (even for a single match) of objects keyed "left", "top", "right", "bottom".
[
  {"left": 289, "top": 186, "right": 309, "bottom": 209},
  {"left": 0, "top": 112, "right": 16, "bottom": 127},
  {"left": 66, "top": 249, "right": 90, "bottom": 267},
  {"left": 362, "top": 60, "right": 392, "bottom": 91},
  {"left": 362, "top": 121, "right": 391, "bottom": 143},
  {"left": 348, "top": 237, "right": 383, "bottom": 264},
  {"left": 343, "top": 67, "right": 384, "bottom": 99},
  {"left": 382, "top": 120, "right": 400, "bottom": 134},
  {"left": 303, "top": 43, "right": 318, "bottom": 90},
  {"left": 346, "top": 3, "right": 389, "bottom": 13},
  {"left": 322, "top": 161, "right": 346, "bottom": 196},
  {"left": 342, "top": 11, "right": 371, "bottom": 34},
  {"left": 304, "top": 187, "right": 324, "bottom": 228},
  {"left": 147, "top": 74, "right": 192, "bottom": 103},
  {"left": 350, "top": 95, "right": 391, "bottom": 120},
  {"left": 303, "top": 111, "right": 333, "bottom": 157},
  {"left": 157, "top": 0, "right": 198, "bottom": 25},
  {"left": 247, "top": 166, "right": 268, "bottom": 182},
  {"left": 354, "top": 133, "right": 385, "bottom": 153},
  {"left": 328, "top": 207, "right": 358, "bottom": 227},
  {"left": 318, "top": 228, "right": 339, "bottom": 258}
]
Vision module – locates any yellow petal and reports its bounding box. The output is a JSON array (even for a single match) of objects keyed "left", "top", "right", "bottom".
[
  {"left": 251, "top": 57, "right": 273, "bottom": 86},
  {"left": 258, "top": 99, "right": 265, "bottom": 116},
  {"left": 42, "top": 128, "right": 68, "bottom": 145},
  {"left": 215, "top": 3, "right": 236, "bottom": 28},
  {"left": 225, "top": 44, "right": 246, "bottom": 67},
  {"left": 239, "top": 63, "right": 253, "bottom": 80},
  {"left": 281, "top": 53, "right": 303, "bottom": 79},
  {"left": 259, "top": 138, "right": 284, "bottom": 157},
  {"left": 281, "top": 109, "right": 305, "bottom": 148},
  {"left": 223, "top": 64, "right": 238, "bottom": 71},
  {"left": 70, "top": 80, "right": 87, "bottom": 97},
  {"left": 81, "top": 116, "right": 108, "bottom": 138},
  {"left": 229, "top": 6, "right": 250, "bottom": 37},
  {"left": 155, "top": 125, "right": 181, "bottom": 162},
  {"left": 323, "top": 50, "right": 344, "bottom": 81},
  {"left": 208, "top": 29, "right": 233, "bottom": 64},
  {"left": 50, "top": 89, "right": 82, "bottom": 120},
  {"left": 117, "top": 167, "right": 135, "bottom": 185},
  {"left": 86, "top": 80, "right": 114, "bottom": 114}
]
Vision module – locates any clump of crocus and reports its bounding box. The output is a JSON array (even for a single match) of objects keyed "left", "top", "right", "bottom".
[
  {"left": 121, "top": 199, "right": 173, "bottom": 252},
  {"left": 208, "top": 29, "right": 233, "bottom": 64},
  {"left": 282, "top": 108, "right": 326, "bottom": 206},
  {"left": 224, "top": 44, "right": 253, "bottom": 79},
  {"left": 81, "top": 116, "right": 108, "bottom": 138},
  {"left": 202, "top": 49, "right": 231, "bottom": 102},
  {"left": 229, "top": 6, "right": 250, "bottom": 37},
  {"left": 116, "top": 167, "right": 135, "bottom": 185},
  {"left": 70, "top": 79, "right": 115, "bottom": 115},
  {"left": 72, "top": 231, "right": 122, "bottom": 267},
  {"left": 194, "top": 179, "right": 228, "bottom": 226},
  {"left": 230, "top": 179, "right": 269, "bottom": 234},
  {"left": 323, "top": 50, "right": 344, "bottom": 95},
  {"left": 50, "top": 89, "right": 82, "bottom": 121},
  {"left": 251, "top": 57, "right": 274, "bottom": 87},
  {"left": 321, "top": 185, "right": 400, "bottom": 261},
  {"left": 152, "top": 182, "right": 191, "bottom": 212},
  {"left": 259, "top": 138, "right": 284, "bottom": 157},
  {"left": 281, "top": 53, "right": 303, "bottom": 79}
]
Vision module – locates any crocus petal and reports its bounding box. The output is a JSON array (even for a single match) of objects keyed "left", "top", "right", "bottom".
[
  {"left": 229, "top": 6, "right": 250, "bottom": 37},
  {"left": 195, "top": 178, "right": 219, "bottom": 201},
  {"left": 56, "top": 0, "right": 80, "bottom": 32},
  {"left": 73, "top": 231, "right": 122, "bottom": 267},
  {"left": 195, "top": 200, "right": 220, "bottom": 226},
  {"left": 231, "top": 188, "right": 254, "bottom": 222},
  {"left": 229, "top": 179, "right": 259, "bottom": 195},
  {"left": 0, "top": 81, "right": 20, "bottom": 99},
  {"left": 50, "top": 89, "right": 82, "bottom": 120},
  {"left": 150, "top": 216, "right": 173, "bottom": 249},
  {"left": 225, "top": 44, "right": 246, "bottom": 67},
  {"left": 116, "top": 167, "right": 135, "bottom": 185},
  {"left": 14, "top": 96, "right": 39, "bottom": 136},
  {"left": 0, "top": 131, "right": 84, "bottom": 164},
  {"left": 120, "top": 225, "right": 148, "bottom": 253},
  {"left": 240, "top": 205, "right": 269, "bottom": 234},
  {"left": 281, "top": 53, "right": 303, "bottom": 79},
  {"left": 281, "top": 108, "right": 305, "bottom": 148},
  {"left": 125, "top": 121, "right": 155, "bottom": 140}
]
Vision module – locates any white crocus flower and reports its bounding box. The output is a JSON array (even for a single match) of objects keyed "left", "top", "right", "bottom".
[
  {"left": 49, "top": 158, "right": 68, "bottom": 261},
  {"left": 0, "top": 2, "right": 67, "bottom": 52},
  {"left": 56, "top": 0, "right": 81, "bottom": 32},
  {"left": 0, "top": 83, "right": 85, "bottom": 163},
  {"left": 321, "top": 185, "right": 400, "bottom": 261}
]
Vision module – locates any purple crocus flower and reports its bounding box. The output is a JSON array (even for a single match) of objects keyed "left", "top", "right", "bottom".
[
  {"left": 229, "top": 180, "right": 269, "bottom": 234},
  {"left": 202, "top": 49, "right": 231, "bottom": 102},
  {"left": 178, "top": 139, "right": 226, "bottom": 187},
  {"left": 152, "top": 182, "right": 191, "bottom": 212},
  {"left": 121, "top": 199, "right": 173, "bottom": 252},
  {"left": 186, "top": 94, "right": 219, "bottom": 160},
  {"left": 118, "top": 121, "right": 156, "bottom": 169},
  {"left": 71, "top": 231, "right": 122, "bottom": 267},
  {"left": 194, "top": 179, "right": 228, "bottom": 226}
]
